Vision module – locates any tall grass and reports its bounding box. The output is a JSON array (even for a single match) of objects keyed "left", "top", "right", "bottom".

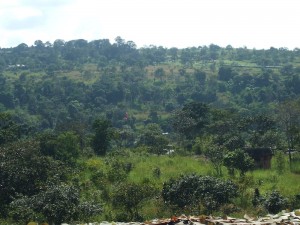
[
  {"left": 128, "top": 155, "right": 212, "bottom": 184},
  {"left": 79, "top": 151, "right": 300, "bottom": 220}
]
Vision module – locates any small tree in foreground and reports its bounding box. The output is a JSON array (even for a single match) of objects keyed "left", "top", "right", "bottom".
[
  {"left": 264, "top": 190, "right": 288, "bottom": 214},
  {"left": 224, "top": 149, "right": 255, "bottom": 177},
  {"left": 9, "top": 183, "right": 102, "bottom": 225},
  {"left": 162, "top": 174, "right": 237, "bottom": 214},
  {"left": 112, "top": 182, "right": 157, "bottom": 221}
]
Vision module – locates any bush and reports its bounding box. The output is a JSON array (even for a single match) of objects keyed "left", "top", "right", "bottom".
[
  {"left": 264, "top": 190, "right": 288, "bottom": 214},
  {"left": 162, "top": 174, "right": 237, "bottom": 214},
  {"left": 111, "top": 182, "right": 157, "bottom": 221}
]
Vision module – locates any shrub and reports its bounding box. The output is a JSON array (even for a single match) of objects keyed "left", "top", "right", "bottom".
[
  {"left": 264, "top": 190, "right": 288, "bottom": 214},
  {"left": 111, "top": 182, "right": 157, "bottom": 221},
  {"left": 162, "top": 174, "right": 237, "bottom": 214}
]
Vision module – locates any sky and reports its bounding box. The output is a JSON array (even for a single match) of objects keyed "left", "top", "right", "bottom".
[{"left": 0, "top": 0, "right": 299, "bottom": 49}]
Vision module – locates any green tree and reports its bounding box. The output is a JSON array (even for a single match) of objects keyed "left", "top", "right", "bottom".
[
  {"left": 39, "top": 131, "right": 80, "bottom": 164},
  {"left": 0, "top": 112, "right": 20, "bottom": 145},
  {"left": 264, "top": 190, "right": 288, "bottom": 214},
  {"left": 223, "top": 149, "right": 255, "bottom": 176},
  {"left": 194, "top": 70, "right": 206, "bottom": 84},
  {"left": 204, "top": 144, "right": 226, "bottom": 176},
  {"left": 172, "top": 102, "right": 210, "bottom": 140},
  {"left": 162, "top": 174, "right": 237, "bottom": 214},
  {"left": 55, "top": 131, "right": 80, "bottom": 163},
  {"left": 154, "top": 67, "right": 165, "bottom": 81},
  {"left": 91, "top": 119, "right": 113, "bottom": 155},
  {"left": 278, "top": 100, "right": 300, "bottom": 168},
  {"left": 112, "top": 182, "right": 157, "bottom": 221},
  {"left": 139, "top": 123, "right": 168, "bottom": 155},
  {"left": 0, "top": 139, "right": 67, "bottom": 216},
  {"left": 274, "top": 151, "right": 286, "bottom": 175},
  {"left": 10, "top": 183, "right": 102, "bottom": 225}
]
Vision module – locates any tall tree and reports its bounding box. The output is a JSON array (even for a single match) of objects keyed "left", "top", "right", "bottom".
[
  {"left": 91, "top": 119, "right": 113, "bottom": 156},
  {"left": 278, "top": 100, "right": 300, "bottom": 167}
]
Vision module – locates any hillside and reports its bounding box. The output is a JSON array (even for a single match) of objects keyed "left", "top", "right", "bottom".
[{"left": 1, "top": 38, "right": 300, "bottom": 224}]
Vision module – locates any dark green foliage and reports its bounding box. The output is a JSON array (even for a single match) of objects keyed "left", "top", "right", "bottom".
[
  {"left": 39, "top": 131, "right": 80, "bottom": 164},
  {"left": 0, "top": 112, "right": 20, "bottom": 145},
  {"left": 172, "top": 102, "right": 210, "bottom": 139},
  {"left": 1, "top": 38, "right": 300, "bottom": 221},
  {"left": 9, "top": 183, "right": 102, "bottom": 224},
  {"left": 112, "top": 182, "right": 157, "bottom": 221},
  {"left": 224, "top": 149, "right": 255, "bottom": 176},
  {"left": 139, "top": 123, "right": 168, "bottom": 155},
  {"left": 0, "top": 139, "right": 67, "bottom": 216},
  {"left": 203, "top": 145, "right": 226, "bottom": 176},
  {"left": 218, "top": 66, "right": 235, "bottom": 81},
  {"left": 106, "top": 159, "right": 131, "bottom": 183},
  {"left": 291, "top": 193, "right": 300, "bottom": 209},
  {"left": 252, "top": 188, "right": 265, "bottom": 207},
  {"left": 92, "top": 119, "right": 113, "bottom": 156},
  {"left": 194, "top": 70, "right": 206, "bottom": 84},
  {"left": 162, "top": 174, "right": 237, "bottom": 213},
  {"left": 264, "top": 190, "right": 288, "bottom": 214}
]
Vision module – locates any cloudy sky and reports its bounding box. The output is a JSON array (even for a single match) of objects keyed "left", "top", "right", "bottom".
[{"left": 0, "top": 0, "right": 299, "bottom": 49}]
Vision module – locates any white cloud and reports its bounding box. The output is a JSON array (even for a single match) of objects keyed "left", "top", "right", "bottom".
[{"left": 0, "top": 0, "right": 299, "bottom": 49}]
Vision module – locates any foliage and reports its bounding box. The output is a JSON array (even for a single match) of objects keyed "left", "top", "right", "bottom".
[
  {"left": 138, "top": 123, "right": 168, "bottom": 155},
  {"left": 1, "top": 38, "right": 300, "bottom": 221},
  {"left": 274, "top": 151, "right": 287, "bottom": 175},
  {"left": 92, "top": 119, "right": 114, "bottom": 156},
  {"left": 9, "top": 183, "right": 102, "bottom": 224},
  {"left": 39, "top": 131, "right": 80, "bottom": 164},
  {"left": 0, "top": 112, "right": 20, "bottom": 145},
  {"left": 224, "top": 149, "right": 255, "bottom": 176},
  {"left": 264, "top": 190, "right": 288, "bottom": 214},
  {"left": 0, "top": 139, "right": 67, "bottom": 216},
  {"left": 111, "top": 182, "right": 157, "bottom": 221},
  {"left": 162, "top": 174, "right": 237, "bottom": 214},
  {"left": 203, "top": 143, "right": 226, "bottom": 176}
]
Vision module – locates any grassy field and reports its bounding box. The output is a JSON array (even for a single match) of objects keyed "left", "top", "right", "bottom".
[{"left": 79, "top": 151, "right": 300, "bottom": 220}]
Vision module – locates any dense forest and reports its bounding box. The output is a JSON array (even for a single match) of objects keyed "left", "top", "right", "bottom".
[{"left": 1, "top": 37, "right": 300, "bottom": 224}]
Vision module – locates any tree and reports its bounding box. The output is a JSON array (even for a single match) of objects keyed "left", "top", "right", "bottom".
[
  {"left": 0, "top": 139, "right": 67, "bottom": 216},
  {"left": 139, "top": 123, "right": 168, "bottom": 155},
  {"left": 223, "top": 149, "right": 255, "bottom": 176},
  {"left": 9, "top": 183, "right": 102, "bottom": 225},
  {"left": 204, "top": 144, "right": 226, "bottom": 176},
  {"left": 278, "top": 100, "right": 300, "bottom": 168},
  {"left": 218, "top": 66, "right": 235, "bottom": 81},
  {"left": 0, "top": 112, "right": 20, "bottom": 145},
  {"left": 91, "top": 119, "right": 113, "bottom": 155},
  {"left": 264, "top": 190, "right": 288, "bottom": 214},
  {"left": 241, "top": 114, "right": 278, "bottom": 148},
  {"left": 194, "top": 70, "right": 206, "bottom": 84},
  {"left": 39, "top": 131, "right": 80, "bottom": 164},
  {"left": 55, "top": 131, "right": 80, "bottom": 163},
  {"left": 162, "top": 174, "right": 237, "bottom": 214},
  {"left": 154, "top": 67, "right": 165, "bottom": 81},
  {"left": 112, "top": 182, "right": 157, "bottom": 221},
  {"left": 172, "top": 102, "right": 210, "bottom": 140}
]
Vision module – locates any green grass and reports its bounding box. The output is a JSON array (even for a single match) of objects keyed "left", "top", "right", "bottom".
[
  {"left": 128, "top": 155, "right": 212, "bottom": 184},
  {"left": 78, "top": 152, "right": 300, "bottom": 220}
]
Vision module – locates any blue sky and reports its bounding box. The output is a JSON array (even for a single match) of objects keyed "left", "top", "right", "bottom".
[{"left": 0, "top": 0, "right": 299, "bottom": 49}]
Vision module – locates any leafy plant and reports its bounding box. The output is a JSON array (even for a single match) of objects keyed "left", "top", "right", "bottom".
[
  {"left": 162, "top": 174, "right": 237, "bottom": 214},
  {"left": 264, "top": 190, "right": 288, "bottom": 214},
  {"left": 111, "top": 182, "right": 157, "bottom": 221}
]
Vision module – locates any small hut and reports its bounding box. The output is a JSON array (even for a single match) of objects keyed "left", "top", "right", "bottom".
[{"left": 244, "top": 147, "right": 273, "bottom": 169}]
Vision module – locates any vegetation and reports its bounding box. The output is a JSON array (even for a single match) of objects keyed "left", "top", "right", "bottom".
[{"left": 0, "top": 37, "right": 300, "bottom": 224}]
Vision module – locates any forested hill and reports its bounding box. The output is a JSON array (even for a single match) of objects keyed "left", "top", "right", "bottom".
[
  {"left": 1, "top": 38, "right": 300, "bottom": 224},
  {"left": 1, "top": 37, "right": 300, "bottom": 133}
]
